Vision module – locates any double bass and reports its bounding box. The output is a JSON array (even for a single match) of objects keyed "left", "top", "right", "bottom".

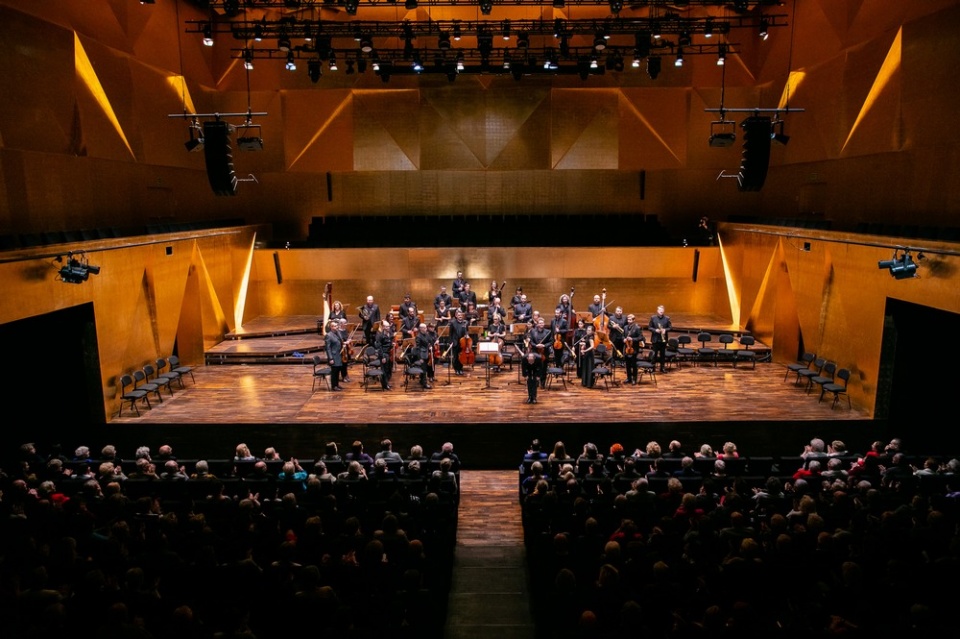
[
  {"left": 459, "top": 332, "right": 475, "bottom": 366},
  {"left": 593, "top": 288, "right": 612, "bottom": 346}
]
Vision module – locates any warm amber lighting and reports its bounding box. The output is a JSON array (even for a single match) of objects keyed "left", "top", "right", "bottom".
[
  {"left": 75, "top": 34, "right": 134, "bottom": 158},
  {"left": 842, "top": 28, "right": 901, "bottom": 153}
]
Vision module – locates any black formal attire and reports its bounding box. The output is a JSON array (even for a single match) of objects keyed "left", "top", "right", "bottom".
[
  {"left": 521, "top": 354, "right": 542, "bottom": 403},
  {"left": 448, "top": 318, "right": 468, "bottom": 374},
  {"left": 487, "top": 303, "right": 507, "bottom": 326},
  {"left": 556, "top": 301, "right": 575, "bottom": 328},
  {"left": 572, "top": 326, "right": 587, "bottom": 377},
  {"left": 510, "top": 293, "right": 524, "bottom": 307},
  {"left": 579, "top": 334, "right": 596, "bottom": 387},
  {"left": 325, "top": 330, "right": 344, "bottom": 391},
  {"left": 550, "top": 316, "right": 570, "bottom": 367},
  {"left": 648, "top": 312, "right": 672, "bottom": 372},
  {"left": 434, "top": 292, "right": 453, "bottom": 312},
  {"left": 609, "top": 312, "right": 627, "bottom": 360},
  {"left": 374, "top": 327, "right": 395, "bottom": 389},
  {"left": 401, "top": 313, "right": 420, "bottom": 339},
  {"left": 487, "top": 321, "right": 506, "bottom": 370},
  {"left": 413, "top": 331, "right": 435, "bottom": 387},
  {"left": 452, "top": 277, "right": 466, "bottom": 299},
  {"left": 587, "top": 301, "right": 607, "bottom": 322},
  {"left": 338, "top": 325, "right": 353, "bottom": 383},
  {"left": 459, "top": 290, "right": 478, "bottom": 309},
  {"left": 360, "top": 302, "right": 381, "bottom": 345},
  {"left": 327, "top": 307, "right": 347, "bottom": 324},
  {"left": 527, "top": 325, "right": 552, "bottom": 387},
  {"left": 513, "top": 302, "right": 533, "bottom": 324},
  {"left": 623, "top": 322, "right": 645, "bottom": 384},
  {"left": 434, "top": 305, "right": 452, "bottom": 327},
  {"left": 399, "top": 300, "right": 418, "bottom": 319}
]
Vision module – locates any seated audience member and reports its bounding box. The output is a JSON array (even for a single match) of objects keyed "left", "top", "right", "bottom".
[
  {"left": 375, "top": 439, "right": 403, "bottom": 463},
  {"left": 431, "top": 442, "right": 461, "bottom": 471},
  {"left": 524, "top": 439, "right": 549, "bottom": 462}
]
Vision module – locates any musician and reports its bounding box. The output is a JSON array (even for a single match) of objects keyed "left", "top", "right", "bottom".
[
  {"left": 412, "top": 324, "right": 435, "bottom": 389},
  {"left": 359, "top": 295, "right": 381, "bottom": 345},
  {"left": 401, "top": 306, "right": 420, "bottom": 339},
  {"left": 587, "top": 294, "right": 607, "bottom": 321},
  {"left": 609, "top": 306, "right": 628, "bottom": 360},
  {"left": 527, "top": 317, "right": 552, "bottom": 388},
  {"left": 487, "top": 314, "right": 507, "bottom": 372},
  {"left": 487, "top": 297, "right": 507, "bottom": 326},
  {"left": 435, "top": 300, "right": 452, "bottom": 327},
  {"left": 338, "top": 319, "right": 354, "bottom": 384},
  {"left": 374, "top": 317, "right": 395, "bottom": 390},
  {"left": 463, "top": 301, "right": 481, "bottom": 326},
  {"left": 399, "top": 293, "right": 418, "bottom": 319},
  {"left": 512, "top": 294, "right": 533, "bottom": 325},
  {"left": 648, "top": 304, "right": 672, "bottom": 373},
  {"left": 434, "top": 285, "right": 453, "bottom": 312},
  {"left": 557, "top": 293, "right": 575, "bottom": 327},
  {"left": 452, "top": 271, "right": 466, "bottom": 299},
  {"left": 459, "top": 282, "right": 478, "bottom": 308},
  {"left": 572, "top": 318, "right": 588, "bottom": 379},
  {"left": 325, "top": 320, "right": 344, "bottom": 392},
  {"left": 510, "top": 287, "right": 524, "bottom": 307},
  {"left": 579, "top": 325, "right": 596, "bottom": 388},
  {"left": 550, "top": 308, "right": 570, "bottom": 368},
  {"left": 487, "top": 280, "right": 503, "bottom": 304},
  {"left": 327, "top": 300, "right": 347, "bottom": 324},
  {"left": 623, "top": 314, "right": 645, "bottom": 385},
  {"left": 448, "top": 309, "right": 468, "bottom": 376},
  {"left": 521, "top": 351, "right": 542, "bottom": 404}
]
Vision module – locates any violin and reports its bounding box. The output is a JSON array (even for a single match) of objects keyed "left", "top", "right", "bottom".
[
  {"left": 554, "top": 331, "right": 564, "bottom": 351},
  {"left": 624, "top": 337, "right": 635, "bottom": 356}
]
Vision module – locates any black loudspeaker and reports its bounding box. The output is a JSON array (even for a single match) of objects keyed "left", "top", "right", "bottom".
[
  {"left": 326, "top": 172, "right": 333, "bottom": 201},
  {"left": 202, "top": 121, "right": 238, "bottom": 196},
  {"left": 273, "top": 251, "right": 282, "bottom": 284},
  {"left": 692, "top": 249, "right": 700, "bottom": 282},
  {"left": 639, "top": 170, "right": 646, "bottom": 200},
  {"left": 738, "top": 116, "right": 772, "bottom": 192}
]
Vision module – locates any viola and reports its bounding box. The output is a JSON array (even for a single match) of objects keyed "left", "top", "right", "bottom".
[{"left": 554, "top": 331, "right": 564, "bottom": 351}]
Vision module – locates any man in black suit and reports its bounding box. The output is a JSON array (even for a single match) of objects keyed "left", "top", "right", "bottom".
[
  {"left": 359, "top": 295, "right": 381, "bottom": 345},
  {"left": 325, "top": 320, "right": 345, "bottom": 391},
  {"left": 648, "top": 304, "right": 672, "bottom": 373}
]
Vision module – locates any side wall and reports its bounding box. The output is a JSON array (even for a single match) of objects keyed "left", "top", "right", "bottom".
[{"left": 720, "top": 224, "right": 960, "bottom": 418}]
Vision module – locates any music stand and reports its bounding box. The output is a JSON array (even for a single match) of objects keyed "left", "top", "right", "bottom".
[{"left": 477, "top": 341, "right": 501, "bottom": 389}]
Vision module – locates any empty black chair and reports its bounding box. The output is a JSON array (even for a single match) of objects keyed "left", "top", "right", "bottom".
[
  {"left": 785, "top": 352, "right": 815, "bottom": 383},
  {"left": 736, "top": 335, "right": 758, "bottom": 368},
  {"left": 820, "top": 367, "right": 851, "bottom": 408},
  {"left": 796, "top": 357, "right": 825, "bottom": 389},
  {"left": 716, "top": 334, "right": 737, "bottom": 366},
  {"left": 809, "top": 361, "right": 836, "bottom": 395},
  {"left": 168, "top": 355, "right": 195, "bottom": 385},
  {"left": 156, "top": 357, "right": 184, "bottom": 389},
  {"left": 592, "top": 345, "right": 612, "bottom": 390},
  {"left": 311, "top": 354, "right": 331, "bottom": 391},
  {"left": 675, "top": 334, "right": 696, "bottom": 366},
  {"left": 696, "top": 332, "right": 717, "bottom": 367},
  {"left": 118, "top": 373, "right": 150, "bottom": 417},
  {"left": 133, "top": 369, "right": 164, "bottom": 404},
  {"left": 143, "top": 363, "right": 174, "bottom": 397}
]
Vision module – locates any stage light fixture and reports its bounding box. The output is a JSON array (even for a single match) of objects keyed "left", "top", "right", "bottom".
[
  {"left": 771, "top": 120, "right": 790, "bottom": 145},
  {"left": 56, "top": 252, "right": 100, "bottom": 284},
  {"left": 759, "top": 18, "right": 769, "bottom": 41},
  {"left": 717, "top": 43, "right": 726, "bottom": 66},
  {"left": 480, "top": 0, "right": 493, "bottom": 15},
  {"left": 202, "top": 23, "right": 214, "bottom": 47},
  {"left": 878, "top": 250, "right": 919, "bottom": 279},
  {"left": 438, "top": 32, "right": 451, "bottom": 50},
  {"left": 308, "top": 59, "right": 322, "bottom": 82},
  {"left": 285, "top": 52, "right": 297, "bottom": 71},
  {"left": 675, "top": 47, "right": 684, "bottom": 67},
  {"left": 243, "top": 49, "right": 254, "bottom": 70}
]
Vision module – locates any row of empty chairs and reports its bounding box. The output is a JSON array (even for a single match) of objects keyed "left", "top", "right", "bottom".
[
  {"left": 785, "top": 352, "right": 851, "bottom": 408},
  {"left": 668, "top": 333, "right": 758, "bottom": 368},
  {"left": 118, "top": 356, "right": 194, "bottom": 416}
]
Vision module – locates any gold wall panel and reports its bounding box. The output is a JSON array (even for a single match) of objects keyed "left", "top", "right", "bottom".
[
  {"left": 720, "top": 224, "right": 960, "bottom": 417},
  {"left": 0, "top": 227, "right": 260, "bottom": 420},
  {"left": 252, "top": 246, "right": 729, "bottom": 324}
]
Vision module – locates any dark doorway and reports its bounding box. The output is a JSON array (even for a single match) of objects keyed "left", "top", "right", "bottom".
[
  {"left": 0, "top": 303, "right": 104, "bottom": 448},
  {"left": 877, "top": 299, "right": 960, "bottom": 450}
]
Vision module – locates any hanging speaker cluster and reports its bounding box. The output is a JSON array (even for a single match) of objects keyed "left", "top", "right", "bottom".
[
  {"left": 202, "top": 121, "right": 238, "bottom": 197},
  {"left": 738, "top": 116, "right": 772, "bottom": 192}
]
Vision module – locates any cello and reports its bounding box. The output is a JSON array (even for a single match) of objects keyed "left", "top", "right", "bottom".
[{"left": 459, "top": 331, "right": 475, "bottom": 366}]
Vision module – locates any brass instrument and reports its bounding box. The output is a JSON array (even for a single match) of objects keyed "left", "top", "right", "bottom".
[{"left": 358, "top": 305, "right": 371, "bottom": 322}]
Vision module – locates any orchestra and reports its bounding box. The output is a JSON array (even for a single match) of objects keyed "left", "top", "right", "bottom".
[{"left": 322, "top": 277, "right": 688, "bottom": 394}]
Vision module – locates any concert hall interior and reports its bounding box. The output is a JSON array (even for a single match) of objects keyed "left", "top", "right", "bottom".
[{"left": 4, "top": 2, "right": 960, "bottom": 637}]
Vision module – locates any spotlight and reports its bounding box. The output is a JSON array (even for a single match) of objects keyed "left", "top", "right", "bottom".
[
  {"left": 675, "top": 47, "right": 684, "bottom": 67},
  {"left": 184, "top": 118, "right": 204, "bottom": 152},
  {"left": 243, "top": 49, "right": 254, "bottom": 71},
  {"left": 771, "top": 120, "right": 790, "bottom": 146},
  {"left": 278, "top": 36, "right": 292, "bottom": 52},
  {"left": 56, "top": 252, "right": 100, "bottom": 284},
  {"left": 516, "top": 31, "right": 529, "bottom": 49},
  {"left": 329, "top": 55, "right": 338, "bottom": 72},
  {"left": 717, "top": 43, "right": 726, "bottom": 66},
  {"left": 502, "top": 19, "right": 511, "bottom": 41},
  {"left": 704, "top": 19, "right": 714, "bottom": 38},
  {"left": 878, "top": 250, "right": 919, "bottom": 279},
  {"left": 709, "top": 120, "right": 736, "bottom": 147},
  {"left": 202, "top": 23, "right": 214, "bottom": 47},
  {"left": 438, "top": 32, "right": 451, "bottom": 50},
  {"left": 360, "top": 34, "right": 373, "bottom": 53},
  {"left": 759, "top": 18, "right": 769, "bottom": 41},
  {"left": 344, "top": 0, "right": 359, "bottom": 14},
  {"left": 480, "top": 0, "right": 493, "bottom": 15},
  {"left": 285, "top": 52, "right": 297, "bottom": 71},
  {"left": 405, "top": 0, "right": 418, "bottom": 8},
  {"left": 594, "top": 31, "right": 607, "bottom": 51},
  {"left": 453, "top": 21, "right": 462, "bottom": 41},
  {"left": 608, "top": 0, "right": 622, "bottom": 14}
]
